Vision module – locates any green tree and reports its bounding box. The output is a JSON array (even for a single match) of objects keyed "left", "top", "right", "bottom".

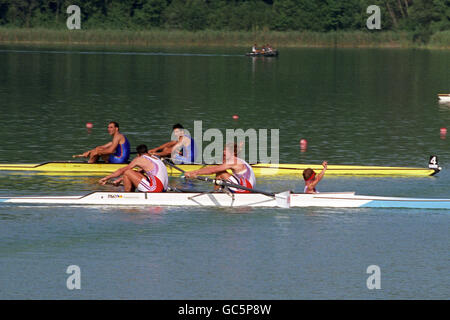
[
  {"left": 228, "top": 0, "right": 271, "bottom": 31},
  {"left": 205, "top": 0, "right": 230, "bottom": 30},
  {"left": 406, "top": 0, "right": 449, "bottom": 42},
  {"left": 4, "top": 0, "right": 39, "bottom": 27},
  {"left": 164, "top": 0, "right": 186, "bottom": 29},
  {"left": 103, "top": 0, "right": 134, "bottom": 29},
  {"left": 272, "top": 0, "right": 300, "bottom": 31},
  {"left": 320, "top": 0, "right": 361, "bottom": 31},
  {"left": 0, "top": 0, "right": 447, "bottom": 40},
  {"left": 133, "top": 0, "right": 167, "bottom": 28},
  {"left": 183, "top": 0, "right": 208, "bottom": 31}
]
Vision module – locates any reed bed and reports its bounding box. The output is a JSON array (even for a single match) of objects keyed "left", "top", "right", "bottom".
[
  {"left": 0, "top": 27, "right": 447, "bottom": 49},
  {"left": 428, "top": 30, "right": 450, "bottom": 49}
]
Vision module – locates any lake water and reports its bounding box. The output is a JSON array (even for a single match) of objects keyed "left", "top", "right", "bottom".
[{"left": 0, "top": 45, "right": 449, "bottom": 299}]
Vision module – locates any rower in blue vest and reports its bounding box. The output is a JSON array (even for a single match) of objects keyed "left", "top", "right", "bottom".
[
  {"left": 73, "top": 121, "right": 130, "bottom": 164},
  {"left": 149, "top": 123, "right": 196, "bottom": 164}
]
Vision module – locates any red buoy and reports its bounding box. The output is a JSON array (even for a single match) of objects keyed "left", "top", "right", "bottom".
[
  {"left": 300, "top": 139, "right": 307, "bottom": 152},
  {"left": 300, "top": 139, "right": 307, "bottom": 147}
]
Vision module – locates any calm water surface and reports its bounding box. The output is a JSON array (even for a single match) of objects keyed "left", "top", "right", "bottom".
[{"left": 0, "top": 45, "right": 449, "bottom": 299}]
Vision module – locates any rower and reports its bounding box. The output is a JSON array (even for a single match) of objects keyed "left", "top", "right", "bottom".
[
  {"left": 303, "top": 161, "right": 327, "bottom": 194},
  {"left": 149, "top": 123, "right": 196, "bottom": 164},
  {"left": 73, "top": 121, "right": 130, "bottom": 164},
  {"left": 184, "top": 143, "right": 256, "bottom": 193},
  {"left": 99, "top": 144, "right": 168, "bottom": 193}
]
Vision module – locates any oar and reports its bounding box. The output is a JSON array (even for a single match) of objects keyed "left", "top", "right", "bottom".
[{"left": 162, "top": 160, "right": 291, "bottom": 208}]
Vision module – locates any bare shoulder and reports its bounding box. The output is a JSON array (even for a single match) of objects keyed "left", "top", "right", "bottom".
[
  {"left": 126, "top": 157, "right": 142, "bottom": 171},
  {"left": 230, "top": 158, "right": 246, "bottom": 171},
  {"left": 132, "top": 156, "right": 146, "bottom": 165},
  {"left": 117, "top": 133, "right": 126, "bottom": 144}
]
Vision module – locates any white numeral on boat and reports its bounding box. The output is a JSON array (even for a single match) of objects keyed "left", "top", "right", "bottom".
[
  {"left": 430, "top": 156, "right": 437, "bottom": 165},
  {"left": 429, "top": 155, "right": 439, "bottom": 169},
  {"left": 366, "top": 265, "right": 381, "bottom": 290},
  {"left": 66, "top": 265, "right": 81, "bottom": 290}
]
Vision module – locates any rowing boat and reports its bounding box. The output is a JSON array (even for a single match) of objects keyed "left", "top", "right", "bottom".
[
  {"left": 246, "top": 50, "right": 279, "bottom": 57},
  {"left": 1, "top": 191, "right": 450, "bottom": 209},
  {"left": 0, "top": 162, "right": 440, "bottom": 177}
]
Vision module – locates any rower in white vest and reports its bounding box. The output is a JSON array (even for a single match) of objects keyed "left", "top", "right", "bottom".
[
  {"left": 184, "top": 143, "right": 256, "bottom": 193},
  {"left": 99, "top": 144, "right": 168, "bottom": 192}
]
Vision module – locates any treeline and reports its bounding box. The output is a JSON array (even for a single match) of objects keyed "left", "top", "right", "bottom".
[{"left": 0, "top": 0, "right": 449, "bottom": 42}]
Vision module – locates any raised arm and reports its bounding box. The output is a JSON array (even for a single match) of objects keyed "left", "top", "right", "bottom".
[{"left": 307, "top": 161, "right": 328, "bottom": 190}]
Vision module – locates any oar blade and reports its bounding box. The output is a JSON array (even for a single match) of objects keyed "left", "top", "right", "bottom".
[{"left": 275, "top": 191, "right": 291, "bottom": 208}]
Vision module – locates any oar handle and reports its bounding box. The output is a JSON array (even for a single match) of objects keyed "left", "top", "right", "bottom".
[
  {"left": 204, "top": 177, "right": 275, "bottom": 197},
  {"left": 162, "top": 159, "right": 276, "bottom": 197},
  {"left": 161, "top": 159, "right": 289, "bottom": 207},
  {"left": 163, "top": 160, "right": 186, "bottom": 174}
]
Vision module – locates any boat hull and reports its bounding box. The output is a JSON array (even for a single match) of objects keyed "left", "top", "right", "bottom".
[
  {"left": 1, "top": 192, "right": 450, "bottom": 209},
  {"left": 438, "top": 94, "right": 450, "bottom": 102},
  {"left": 0, "top": 162, "right": 439, "bottom": 177},
  {"left": 246, "top": 51, "right": 278, "bottom": 57}
]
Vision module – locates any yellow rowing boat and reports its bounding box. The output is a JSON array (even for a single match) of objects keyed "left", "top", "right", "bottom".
[{"left": 0, "top": 162, "right": 440, "bottom": 177}]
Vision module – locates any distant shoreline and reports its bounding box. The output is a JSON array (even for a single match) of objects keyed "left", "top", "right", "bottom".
[{"left": 0, "top": 28, "right": 449, "bottom": 49}]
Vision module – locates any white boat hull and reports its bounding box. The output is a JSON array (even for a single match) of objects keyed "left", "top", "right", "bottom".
[
  {"left": 1, "top": 192, "right": 450, "bottom": 209},
  {"left": 438, "top": 94, "right": 450, "bottom": 102}
]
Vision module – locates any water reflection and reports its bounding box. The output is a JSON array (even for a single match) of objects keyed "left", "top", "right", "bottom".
[
  {"left": 99, "top": 206, "right": 167, "bottom": 224},
  {"left": 1, "top": 46, "right": 450, "bottom": 300}
]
